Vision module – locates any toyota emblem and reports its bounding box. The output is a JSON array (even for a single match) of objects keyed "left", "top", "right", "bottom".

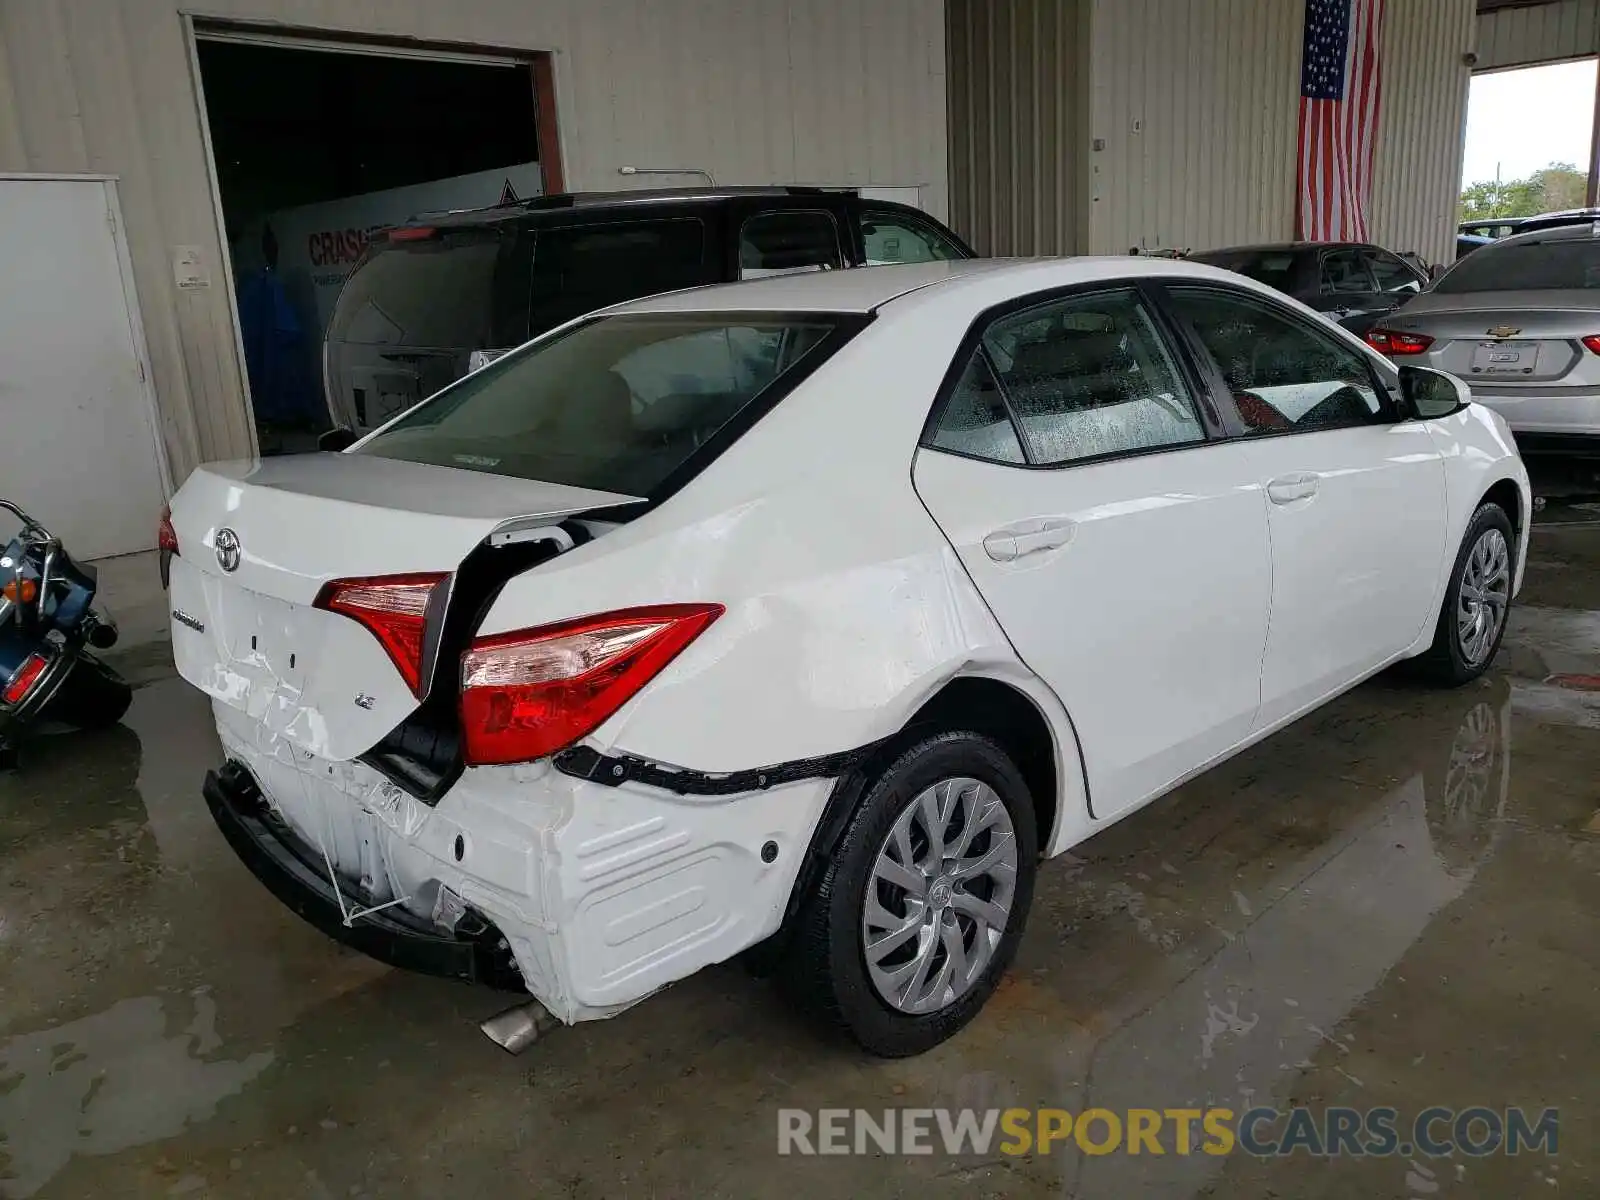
[{"left": 214, "top": 527, "right": 241, "bottom": 573}]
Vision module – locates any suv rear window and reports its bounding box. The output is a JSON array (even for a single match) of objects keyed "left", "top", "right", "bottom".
[
  {"left": 354, "top": 313, "right": 855, "bottom": 496},
  {"left": 1435, "top": 238, "right": 1600, "bottom": 292},
  {"left": 1193, "top": 249, "right": 1300, "bottom": 291},
  {"left": 529, "top": 218, "right": 709, "bottom": 334}
]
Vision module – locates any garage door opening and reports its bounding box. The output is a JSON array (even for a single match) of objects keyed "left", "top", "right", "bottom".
[{"left": 193, "top": 31, "right": 560, "bottom": 453}]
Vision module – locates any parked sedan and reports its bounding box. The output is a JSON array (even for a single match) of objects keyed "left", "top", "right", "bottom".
[
  {"left": 1188, "top": 241, "right": 1426, "bottom": 335},
  {"left": 164, "top": 258, "right": 1528, "bottom": 1056},
  {"left": 1367, "top": 223, "right": 1600, "bottom": 455}
]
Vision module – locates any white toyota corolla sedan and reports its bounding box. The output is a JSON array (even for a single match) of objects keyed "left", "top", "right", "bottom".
[{"left": 164, "top": 257, "right": 1529, "bottom": 1056}]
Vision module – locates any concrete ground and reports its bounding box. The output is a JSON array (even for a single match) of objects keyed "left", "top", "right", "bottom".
[{"left": 3, "top": 492, "right": 1598, "bottom": 1199}]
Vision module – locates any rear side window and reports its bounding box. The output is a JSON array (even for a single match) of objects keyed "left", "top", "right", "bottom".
[
  {"left": 929, "top": 289, "right": 1205, "bottom": 466},
  {"left": 740, "top": 211, "right": 843, "bottom": 278},
  {"left": 355, "top": 313, "right": 851, "bottom": 496},
  {"left": 1435, "top": 238, "right": 1600, "bottom": 293},
  {"left": 327, "top": 228, "right": 525, "bottom": 349},
  {"left": 529, "top": 219, "right": 708, "bottom": 335}
]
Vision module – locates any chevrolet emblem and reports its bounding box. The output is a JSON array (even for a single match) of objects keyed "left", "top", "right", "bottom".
[{"left": 1486, "top": 325, "right": 1521, "bottom": 338}]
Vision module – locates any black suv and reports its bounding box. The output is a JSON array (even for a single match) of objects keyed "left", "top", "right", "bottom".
[
  {"left": 323, "top": 186, "right": 973, "bottom": 433},
  {"left": 1187, "top": 241, "right": 1427, "bottom": 336}
]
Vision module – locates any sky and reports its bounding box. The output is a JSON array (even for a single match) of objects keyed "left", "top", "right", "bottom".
[{"left": 1461, "top": 59, "right": 1597, "bottom": 186}]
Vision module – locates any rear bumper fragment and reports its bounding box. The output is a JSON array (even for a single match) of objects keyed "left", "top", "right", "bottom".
[
  {"left": 1513, "top": 432, "right": 1600, "bottom": 458},
  {"left": 203, "top": 760, "right": 523, "bottom": 991}
]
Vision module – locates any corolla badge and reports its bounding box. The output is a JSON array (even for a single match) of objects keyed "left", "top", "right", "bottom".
[
  {"left": 214, "top": 527, "right": 241, "bottom": 573},
  {"left": 1486, "top": 325, "right": 1521, "bottom": 338}
]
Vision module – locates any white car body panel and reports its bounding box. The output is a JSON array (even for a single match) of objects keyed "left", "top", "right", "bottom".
[{"left": 166, "top": 258, "right": 1531, "bottom": 1026}]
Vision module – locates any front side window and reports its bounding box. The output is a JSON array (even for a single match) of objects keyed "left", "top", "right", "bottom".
[
  {"left": 355, "top": 313, "right": 848, "bottom": 495},
  {"left": 1363, "top": 249, "right": 1422, "bottom": 294},
  {"left": 1168, "top": 287, "right": 1385, "bottom": 433},
  {"left": 1320, "top": 249, "right": 1374, "bottom": 295},
  {"left": 929, "top": 289, "right": 1205, "bottom": 466},
  {"left": 739, "top": 210, "right": 843, "bottom": 279},
  {"left": 860, "top": 209, "right": 967, "bottom": 265}
]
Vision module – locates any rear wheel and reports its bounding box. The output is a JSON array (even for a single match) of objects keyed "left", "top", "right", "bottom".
[
  {"left": 47, "top": 653, "right": 133, "bottom": 731},
  {"left": 1413, "top": 502, "right": 1514, "bottom": 686},
  {"left": 782, "top": 731, "right": 1038, "bottom": 1056}
]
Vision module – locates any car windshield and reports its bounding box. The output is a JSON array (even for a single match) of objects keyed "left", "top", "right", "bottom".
[
  {"left": 354, "top": 313, "right": 851, "bottom": 496},
  {"left": 1192, "top": 250, "right": 1299, "bottom": 291},
  {"left": 1434, "top": 238, "right": 1600, "bottom": 293}
]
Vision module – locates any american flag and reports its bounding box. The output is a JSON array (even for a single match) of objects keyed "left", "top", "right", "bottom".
[{"left": 1297, "top": 0, "right": 1384, "bottom": 241}]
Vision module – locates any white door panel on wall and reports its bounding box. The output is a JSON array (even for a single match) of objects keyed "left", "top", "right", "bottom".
[{"left": 0, "top": 178, "right": 166, "bottom": 559}]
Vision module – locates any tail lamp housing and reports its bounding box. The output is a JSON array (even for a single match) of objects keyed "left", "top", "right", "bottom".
[
  {"left": 1581, "top": 335, "right": 1600, "bottom": 355},
  {"left": 1365, "top": 328, "right": 1434, "bottom": 356},
  {"left": 459, "top": 604, "right": 723, "bottom": 766},
  {"left": 3, "top": 652, "right": 49, "bottom": 706},
  {"left": 314, "top": 574, "right": 447, "bottom": 697}
]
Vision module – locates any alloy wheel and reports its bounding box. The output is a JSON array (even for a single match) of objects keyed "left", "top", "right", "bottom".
[
  {"left": 1456, "top": 527, "right": 1510, "bottom": 666},
  {"left": 861, "top": 776, "right": 1018, "bottom": 1014}
]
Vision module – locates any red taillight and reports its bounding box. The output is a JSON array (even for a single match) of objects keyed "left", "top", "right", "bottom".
[
  {"left": 315, "top": 574, "right": 447, "bottom": 696},
  {"left": 3, "top": 653, "right": 48, "bottom": 705},
  {"left": 0, "top": 578, "right": 36, "bottom": 605},
  {"left": 459, "top": 604, "right": 724, "bottom": 766},
  {"left": 158, "top": 505, "right": 179, "bottom": 554},
  {"left": 1582, "top": 335, "right": 1600, "bottom": 355},
  {"left": 386, "top": 226, "right": 437, "bottom": 242},
  {"left": 1365, "top": 328, "right": 1434, "bottom": 356}
]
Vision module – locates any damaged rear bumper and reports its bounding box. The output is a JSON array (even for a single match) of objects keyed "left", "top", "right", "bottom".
[
  {"left": 203, "top": 703, "right": 836, "bottom": 1023},
  {"left": 204, "top": 761, "right": 523, "bottom": 990}
]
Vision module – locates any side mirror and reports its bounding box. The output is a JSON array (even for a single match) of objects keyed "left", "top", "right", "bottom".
[
  {"left": 1398, "top": 365, "right": 1470, "bottom": 420},
  {"left": 318, "top": 427, "right": 357, "bottom": 452}
]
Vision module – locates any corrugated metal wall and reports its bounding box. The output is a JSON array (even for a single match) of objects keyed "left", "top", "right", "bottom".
[
  {"left": 945, "top": 0, "right": 1087, "bottom": 255},
  {"left": 1369, "top": 0, "right": 1475, "bottom": 266},
  {"left": 1085, "top": 0, "right": 1301, "bottom": 254},
  {"left": 1477, "top": 0, "right": 1600, "bottom": 71},
  {"left": 0, "top": 0, "right": 948, "bottom": 480}
]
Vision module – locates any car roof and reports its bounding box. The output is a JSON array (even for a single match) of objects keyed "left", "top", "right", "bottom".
[
  {"left": 610, "top": 256, "right": 1273, "bottom": 315},
  {"left": 1492, "top": 221, "right": 1600, "bottom": 247},
  {"left": 1192, "top": 241, "right": 1368, "bottom": 254},
  {"left": 404, "top": 185, "right": 861, "bottom": 229}
]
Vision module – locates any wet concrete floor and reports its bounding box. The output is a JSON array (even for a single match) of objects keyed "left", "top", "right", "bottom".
[{"left": 2, "top": 502, "right": 1598, "bottom": 1199}]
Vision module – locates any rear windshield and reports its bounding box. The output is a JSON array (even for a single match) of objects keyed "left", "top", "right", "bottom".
[
  {"left": 1192, "top": 250, "right": 1299, "bottom": 291},
  {"left": 326, "top": 228, "right": 527, "bottom": 350},
  {"left": 354, "top": 313, "right": 853, "bottom": 496},
  {"left": 1435, "top": 238, "right": 1600, "bottom": 293}
]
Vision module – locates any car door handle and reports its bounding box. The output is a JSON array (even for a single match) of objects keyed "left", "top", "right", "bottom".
[
  {"left": 1266, "top": 473, "right": 1319, "bottom": 505},
  {"left": 982, "top": 518, "right": 1077, "bottom": 562}
]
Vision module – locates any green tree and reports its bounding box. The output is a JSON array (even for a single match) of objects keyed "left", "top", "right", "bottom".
[{"left": 1459, "top": 162, "right": 1589, "bottom": 221}]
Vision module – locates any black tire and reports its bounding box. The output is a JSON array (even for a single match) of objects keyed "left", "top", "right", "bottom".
[
  {"left": 47, "top": 653, "right": 133, "bottom": 731},
  {"left": 1412, "top": 502, "right": 1515, "bottom": 687},
  {"left": 781, "top": 730, "right": 1038, "bottom": 1057}
]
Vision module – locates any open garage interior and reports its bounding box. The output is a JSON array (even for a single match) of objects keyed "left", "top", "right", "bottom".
[{"left": 194, "top": 31, "right": 554, "bottom": 453}]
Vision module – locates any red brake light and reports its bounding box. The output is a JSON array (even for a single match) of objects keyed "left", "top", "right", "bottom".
[
  {"left": 4, "top": 653, "right": 48, "bottom": 705},
  {"left": 386, "top": 226, "right": 438, "bottom": 242},
  {"left": 459, "top": 603, "right": 724, "bottom": 766},
  {"left": 1365, "top": 328, "right": 1434, "bottom": 355},
  {"left": 1582, "top": 335, "right": 1600, "bottom": 355},
  {"left": 158, "top": 505, "right": 179, "bottom": 554},
  {"left": 315, "top": 574, "right": 447, "bottom": 697}
]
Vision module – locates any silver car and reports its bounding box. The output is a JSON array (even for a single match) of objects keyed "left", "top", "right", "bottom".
[{"left": 1369, "top": 223, "right": 1600, "bottom": 455}]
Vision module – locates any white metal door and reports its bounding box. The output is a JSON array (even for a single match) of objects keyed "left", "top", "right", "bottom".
[
  {"left": 915, "top": 444, "right": 1272, "bottom": 821},
  {"left": 0, "top": 177, "right": 166, "bottom": 558}
]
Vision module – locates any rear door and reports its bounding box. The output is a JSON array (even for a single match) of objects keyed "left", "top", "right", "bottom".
[
  {"left": 1163, "top": 283, "right": 1447, "bottom": 727},
  {"left": 913, "top": 284, "right": 1272, "bottom": 820}
]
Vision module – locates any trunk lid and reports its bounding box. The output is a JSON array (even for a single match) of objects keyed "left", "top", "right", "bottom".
[
  {"left": 1388, "top": 291, "right": 1600, "bottom": 385},
  {"left": 167, "top": 453, "right": 638, "bottom": 760}
]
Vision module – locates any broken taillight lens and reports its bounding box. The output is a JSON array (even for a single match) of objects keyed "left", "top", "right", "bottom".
[
  {"left": 3, "top": 653, "right": 48, "bottom": 705},
  {"left": 459, "top": 604, "right": 723, "bottom": 766},
  {"left": 315, "top": 574, "right": 447, "bottom": 697}
]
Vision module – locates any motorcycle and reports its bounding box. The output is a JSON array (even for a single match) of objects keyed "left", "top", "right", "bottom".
[{"left": 0, "top": 499, "right": 132, "bottom": 768}]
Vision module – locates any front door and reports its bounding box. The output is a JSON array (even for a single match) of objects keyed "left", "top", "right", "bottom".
[
  {"left": 913, "top": 286, "right": 1272, "bottom": 820},
  {"left": 1164, "top": 284, "right": 1448, "bottom": 727}
]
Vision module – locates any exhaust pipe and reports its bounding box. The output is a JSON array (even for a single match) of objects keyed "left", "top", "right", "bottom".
[{"left": 480, "top": 1001, "right": 560, "bottom": 1055}]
